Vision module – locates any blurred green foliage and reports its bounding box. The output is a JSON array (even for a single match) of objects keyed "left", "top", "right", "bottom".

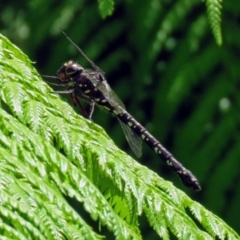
[{"left": 1, "top": 0, "right": 239, "bottom": 237}]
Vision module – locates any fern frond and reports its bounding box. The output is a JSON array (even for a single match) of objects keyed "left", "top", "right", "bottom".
[
  {"left": 0, "top": 193, "right": 45, "bottom": 239},
  {"left": 23, "top": 100, "right": 45, "bottom": 132},
  {"left": 98, "top": 0, "right": 115, "bottom": 18},
  {"left": 0, "top": 109, "right": 141, "bottom": 239},
  {"left": 204, "top": 0, "right": 222, "bottom": 45},
  {"left": 0, "top": 33, "right": 239, "bottom": 239},
  {"left": 1, "top": 81, "right": 26, "bottom": 117},
  {"left": 0, "top": 132, "right": 103, "bottom": 240},
  {"left": 0, "top": 221, "right": 27, "bottom": 240},
  {"left": 190, "top": 202, "right": 239, "bottom": 239}
]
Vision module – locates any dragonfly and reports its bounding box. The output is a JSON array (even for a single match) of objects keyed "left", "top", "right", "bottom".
[{"left": 43, "top": 30, "right": 201, "bottom": 191}]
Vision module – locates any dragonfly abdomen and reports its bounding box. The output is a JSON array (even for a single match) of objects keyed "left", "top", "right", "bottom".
[{"left": 113, "top": 108, "right": 201, "bottom": 191}]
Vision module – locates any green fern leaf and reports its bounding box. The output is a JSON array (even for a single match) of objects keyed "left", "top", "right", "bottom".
[
  {"left": 204, "top": 0, "right": 223, "bottom": 45},
  {"left": 98, "top": 0, "right": 114, "bottom": 18}
]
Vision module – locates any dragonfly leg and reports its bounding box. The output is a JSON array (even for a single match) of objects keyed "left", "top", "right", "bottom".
[
  {"left": 41, "top": 75, "right": 65, "bottom": 83},
  {"left": 70, "top": 94, "right": 77, "bottom": 107},
  {"left": 88, "top": 100, "right": 95, "bottom": 121},
  {"left": 50, "top": 89, "right": 74, "bottom": 94},
  {"left": 74, "top": 97, "right": 89, "bottom": 118},
  {"left": 45, "top": 81, "right": 67, "bottom": 87}
]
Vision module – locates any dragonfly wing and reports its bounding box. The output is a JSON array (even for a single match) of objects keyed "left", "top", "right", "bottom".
[
  {"left": 83, "top": 70, "right": 125, "bottom": 109},
  {"left": 107, "top": 86, "right": 125, "bottom": 109},
  {"left": 118, "top": 119, "right": 142, "bottom": 158}
]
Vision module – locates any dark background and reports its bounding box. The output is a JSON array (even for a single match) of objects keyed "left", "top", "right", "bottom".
[{"left": 1, "top": 0, "right": 240, "bottom": 237}]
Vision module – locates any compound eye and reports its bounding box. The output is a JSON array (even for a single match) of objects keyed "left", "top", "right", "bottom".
[
  {"left": 65, "top": 63, "right": 82, "bottom": 76},
  {"left": 57, "top": 64, "right": 68, "bottom": 82}
]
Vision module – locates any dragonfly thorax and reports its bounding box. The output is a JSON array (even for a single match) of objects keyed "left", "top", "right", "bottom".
[{"left": 57, "top": 61, "right": 84, "bottom": 82}]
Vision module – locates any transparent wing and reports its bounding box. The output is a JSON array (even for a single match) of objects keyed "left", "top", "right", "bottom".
[{"left": 118, "top": 119, "right": 142, "bottom": 158}]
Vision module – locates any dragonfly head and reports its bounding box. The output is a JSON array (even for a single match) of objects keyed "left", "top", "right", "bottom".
[{"left": 57, "top": 60, "right": 84, "bottom": 82}]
